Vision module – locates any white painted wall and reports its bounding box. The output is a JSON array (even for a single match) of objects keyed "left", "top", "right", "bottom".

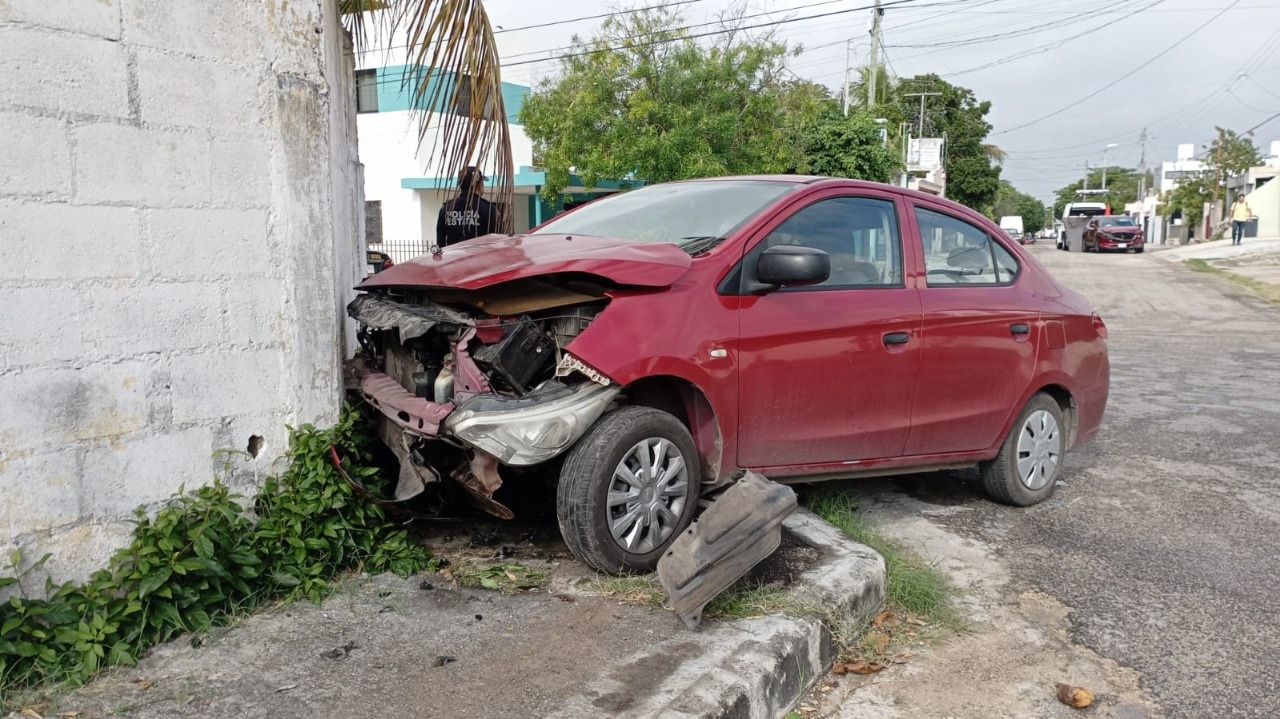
[
  {"left": 358, "top": 110, "right": 536, "bottom": 248},
  {"left": 0, "top": 0, "right": 362, "bottom": 590},
  {"left": 352, "top": 10, "right": 536, "bottom": 248}
]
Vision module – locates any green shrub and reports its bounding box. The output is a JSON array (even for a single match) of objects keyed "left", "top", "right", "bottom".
[{"left": 0, "top": 407, "right": 430, "bottom": 700}]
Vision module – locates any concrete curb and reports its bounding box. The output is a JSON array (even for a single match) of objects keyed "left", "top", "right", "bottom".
[{"left": 547, "top": 509, "right": 886, "bottom": 719}]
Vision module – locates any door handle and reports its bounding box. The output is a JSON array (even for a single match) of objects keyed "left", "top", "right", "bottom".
[
  {"left": 1010, "top": 323, "right": 1031, "bottom": 335},
  {"left": 883, "top": 331, "right": 911, "bottom": 346}
]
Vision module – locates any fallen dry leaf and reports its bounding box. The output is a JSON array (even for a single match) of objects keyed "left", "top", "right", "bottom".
[
  {"left": 56, "top": 712, "right": 82, "bottom": 718},
  {"left": 872, "top": 610, "right": 895, "bottom": 628},
  {"left": 871, "top": 632, "right": 891, "bottom": 654},
  {"left": 20, "top": 709, "right": 43, "bottom": 719},
  {"left": 132, "top": 679, "right": 153, "bottom": 691},
  {"left": 906, "top": 617, "right": 927, "bottom": 626},
  {"left": 833, "top": 660, "right": 885, "bottom": 675},
  {"left": 1055, "top": 683, "right": 1095, "bottom": 708}
]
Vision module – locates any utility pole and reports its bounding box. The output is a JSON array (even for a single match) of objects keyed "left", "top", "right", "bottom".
[
  {"left": 902, "top": 91, "right": 940, "bottom": 136},
  {"left": 1137, "top": 127, "right": 1148, "bottom": 202},
  {"left": 1212, "top": 126, "right": 1224, "bottom": 207},
  {"left": 842, "top": 39, "right": 851, "bottom": 117},
  {"left": 1083, "top": 161, "right": 1089, "bottom": 191},
  {"left": 866, "top": 0, "right": 882, "bottom": 109}
]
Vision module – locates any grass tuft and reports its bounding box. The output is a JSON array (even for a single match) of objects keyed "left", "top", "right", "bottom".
[
  {"left": 806, "top": 491, "right": 959, "bottom": 629},
  {"left": 1185, "top": 258, "right": 1280, "bottom": 303}
]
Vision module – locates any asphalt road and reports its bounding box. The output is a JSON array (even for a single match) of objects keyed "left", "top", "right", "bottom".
[{"left": 907, "top": 242, "right": 1280, "bottom": 718}]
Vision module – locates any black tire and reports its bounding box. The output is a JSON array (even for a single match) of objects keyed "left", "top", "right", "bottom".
[
  {"left": 1135, "top": 247, "right": 1144, "bottom": 254},
  {"left": 981, "top": 394, "right": 1065, "bottom": 507},
  {"left": 556, "top": 406, "right": 701, "bottom": 574}
]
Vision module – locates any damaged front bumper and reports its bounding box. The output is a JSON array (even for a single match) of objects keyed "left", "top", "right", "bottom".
[{"left": 348, "top": 358, "right": 618, "bottom": 466}]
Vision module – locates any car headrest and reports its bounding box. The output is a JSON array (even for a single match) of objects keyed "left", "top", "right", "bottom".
[{"left": 947, "top": 245, "right": 990, "bottom": 270}]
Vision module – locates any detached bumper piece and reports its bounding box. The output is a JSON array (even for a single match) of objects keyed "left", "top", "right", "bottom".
[{"left": 656, "top": 472, "right": 798, "bottom": 630}]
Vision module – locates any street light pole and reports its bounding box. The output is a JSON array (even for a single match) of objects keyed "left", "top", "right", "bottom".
[{"left": 1101, "top": 142, "right": 1118, "bottom": 191}]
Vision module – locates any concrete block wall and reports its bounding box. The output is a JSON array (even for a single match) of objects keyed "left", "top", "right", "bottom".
[{"left": 0, "top": 0, "right": 363, "bottom": 590}]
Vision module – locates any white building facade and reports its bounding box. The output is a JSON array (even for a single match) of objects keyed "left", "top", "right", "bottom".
[{"left": 353, "top": 18, "right": 633, "bottom": 262}]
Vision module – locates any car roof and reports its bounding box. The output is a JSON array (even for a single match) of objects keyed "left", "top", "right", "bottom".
[{"left": 678, "top": 175, "right": 978, "bottom": 208}]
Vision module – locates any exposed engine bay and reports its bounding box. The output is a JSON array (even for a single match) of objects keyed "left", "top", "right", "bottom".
[{"left": 344, "top": 277, "right": 620, "bottom": 519}]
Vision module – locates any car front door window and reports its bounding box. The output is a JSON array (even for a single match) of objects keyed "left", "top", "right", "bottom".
[{"left": 761, "top": 197, "right": 904, "bottom": 288}]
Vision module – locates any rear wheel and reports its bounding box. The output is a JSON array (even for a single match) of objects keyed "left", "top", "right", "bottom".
[
  {"left": 556, "top": 406, "right": 701, "bottom": 574},
  {"left": 981, "top": 394, "right": 1065, "bottom": 506}
]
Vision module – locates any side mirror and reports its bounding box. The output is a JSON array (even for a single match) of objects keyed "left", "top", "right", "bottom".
[{"left": 756, "top": 245, "right": 830, "bottom": 289}]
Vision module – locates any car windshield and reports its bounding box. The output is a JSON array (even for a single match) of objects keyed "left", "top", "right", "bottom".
[
  {"left": 532, "top": 180, "right": 796, "bottom": 254},
  {"left": 1098, "top": 217, "right": 1137, "bottom": 227}
]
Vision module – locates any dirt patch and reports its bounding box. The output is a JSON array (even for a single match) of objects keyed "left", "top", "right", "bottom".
[{"left": 790, "top": 491, "right": 1160, "bottom": 719}]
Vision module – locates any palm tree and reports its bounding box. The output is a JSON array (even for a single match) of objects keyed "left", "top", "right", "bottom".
[{"left": 344, "top": 1, "right": 515, "bottom": 231}]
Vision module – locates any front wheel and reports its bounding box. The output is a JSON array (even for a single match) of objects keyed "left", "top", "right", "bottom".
[
  {"left": 981, "top": 394, "right": 1065, "bottom": 506},
  {"left": 1135, "top": 247, "right": 1144, "bottom": 253},
  {"left": 556, "top": 406, "right": 701, "bottom": 574}
]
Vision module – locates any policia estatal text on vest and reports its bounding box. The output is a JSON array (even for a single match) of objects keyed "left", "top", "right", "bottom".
[{"left": 434, "top": 166, "right": 499, "bottom": 251}]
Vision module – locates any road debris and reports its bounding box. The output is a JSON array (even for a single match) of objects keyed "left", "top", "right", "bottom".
[
  {"left": 656, "top": 471, "right": 798, "bottom": 629},
  {"left": 320, "top": 641, "right": 358, "bottom": 660},
  {"left": 833, "top": 660, "right": 886, "bottom": 675},
  {"left": 1055, "top": 683, "right": 1095, "bottom": 708},
  {"left": 432, "top": 656, "right": 456, "bottom": 668}
]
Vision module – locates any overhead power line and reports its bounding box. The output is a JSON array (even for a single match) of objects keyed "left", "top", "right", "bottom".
[
  {"left": 493, "top": 0, "right": 703, "bottom": 35},
  {"left": 992, "top": 0, "right": 1243, "bottom": 136},
  {"left": 500, "top": 0, "right": 928, "bottom": 70}
]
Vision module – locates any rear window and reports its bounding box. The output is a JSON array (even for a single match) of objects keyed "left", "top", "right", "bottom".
[{"left": 1098, "top": 216, "right": 1137, "bottom": 227}]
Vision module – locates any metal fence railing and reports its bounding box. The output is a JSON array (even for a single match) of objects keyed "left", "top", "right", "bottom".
[{"left": 367, "top": 239, "right": 430, "bottom": 265}]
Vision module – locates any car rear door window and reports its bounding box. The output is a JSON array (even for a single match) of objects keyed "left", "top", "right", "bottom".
[
  {"left": 762, "top": 196, "right": 904, "bottom": 289},
  {"left": 914, "top": 207, "right": 1016, "bottom": 287}
]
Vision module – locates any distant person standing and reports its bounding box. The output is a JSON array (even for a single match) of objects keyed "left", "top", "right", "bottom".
[
  {"left": 1230, "top": 195, "right": 1253, "bottom": 246},
  {"left": 435, "top": 166, "right": 498, "bottom": 250}
]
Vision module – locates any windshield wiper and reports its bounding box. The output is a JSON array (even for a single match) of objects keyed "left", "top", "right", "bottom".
[{"left": 677, "top": 236, "right": 728, "bottom": 256}]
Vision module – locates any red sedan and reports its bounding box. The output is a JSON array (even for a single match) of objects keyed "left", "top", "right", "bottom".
[
  {"left": 349, "top": 177, "right": 1110, "bottom": 573},
  {"left": 1083, "top": 215, "right": 1145, "bottom": 253}
]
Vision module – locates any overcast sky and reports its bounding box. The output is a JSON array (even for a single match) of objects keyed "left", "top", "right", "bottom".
[{"left": 479, "top": 0, "right": 1280, "bottom": 202}]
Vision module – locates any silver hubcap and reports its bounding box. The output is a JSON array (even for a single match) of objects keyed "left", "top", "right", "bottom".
[
  {"left": 607, "top": 438, "right": 690, "bottom": 554},
  {"left": 1016, "top": 409, "right": 1062, "bottom": 490}
]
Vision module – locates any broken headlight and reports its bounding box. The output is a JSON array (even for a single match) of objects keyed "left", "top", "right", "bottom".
[{"left": 444, "top": 383, "right": 621, "bottom": 466}]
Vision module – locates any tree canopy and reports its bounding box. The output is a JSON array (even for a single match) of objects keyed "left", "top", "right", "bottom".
[
  {"left": 519, "top": 7, "right": 811, "bottom": 198},
  {"left": 1051, "top": 167, "right": 1152, "bottom": 219},
  {"left": 891, "top": 74, "right": 1002, "bottom": 210},
  {"left": 990, "top": 181, "right": 1047, "bottom": 231}
]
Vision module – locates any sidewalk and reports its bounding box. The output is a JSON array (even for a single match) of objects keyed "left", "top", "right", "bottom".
[{"left": 1151, "top": 236, "right": 1280, "bottom": 263}]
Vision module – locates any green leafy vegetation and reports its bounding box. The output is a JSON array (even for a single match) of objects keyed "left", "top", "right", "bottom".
[
  {"left": 0, "top": 408, "right": 431, "bottom": 701},
  {"left": 445, "top": 561, "right": 549, "bottom": 593}
]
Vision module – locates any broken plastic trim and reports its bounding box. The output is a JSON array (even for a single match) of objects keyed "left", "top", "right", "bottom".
[
  {"left": 444, "top": 382, "right": 621, "bottom": 466},
  {"left": 656, "top": 471, "right": 798, "bottom": 630},
  {"left": 555, "top": 352, "right": 612, "bottom": 386}
]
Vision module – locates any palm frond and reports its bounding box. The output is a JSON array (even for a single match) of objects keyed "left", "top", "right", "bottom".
[
  {"left": 345, "top": 1, "right": 515, "bottom": 232},
  {"left": 984, "top": 143, "right": 1006, "bottom": 164}
]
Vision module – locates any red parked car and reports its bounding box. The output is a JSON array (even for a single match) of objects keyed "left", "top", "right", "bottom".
[
  {"left": 1083, "top": 215, "right": 1145, "bottom": 253},
  {"left": 348, "top": 176, "right": 1110, "bottom": 574}
]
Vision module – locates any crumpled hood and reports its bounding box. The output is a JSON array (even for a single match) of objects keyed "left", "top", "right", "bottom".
[{"left": 359, "top": 233, "right": 693, "bottom": 291}]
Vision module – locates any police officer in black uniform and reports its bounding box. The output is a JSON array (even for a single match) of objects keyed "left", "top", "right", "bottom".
[{"left": 435, "top": 166, "right": 499, "bottom": 250}]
